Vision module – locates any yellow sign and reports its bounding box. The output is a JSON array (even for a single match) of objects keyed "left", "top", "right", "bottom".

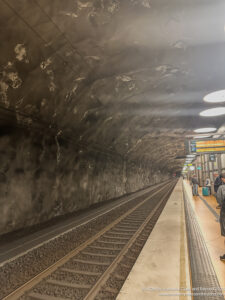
[
  {"left": 191, "top": 139, "right": 225, "bottom": 153},
  {"left": 196, "top": 147, "right": 225, "bottom": 153},
  {"left": 196, "top": 140, "right": 225, "bottom": 148}
]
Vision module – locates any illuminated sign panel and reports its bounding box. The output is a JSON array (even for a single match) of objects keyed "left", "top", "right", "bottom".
[
  {"left": 196, "top": 140, "right": 225, "bottom": 147},
  {"left": 196, "top": 147, "right": 225, "bottom": 152},
  {"left": 189, "top": 139, "right": 225, "bottom": 154}
]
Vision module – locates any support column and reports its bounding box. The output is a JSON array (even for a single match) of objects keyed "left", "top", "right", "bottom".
[
  {"left": 206, "top": 154, "right": 210, "bottom": 179},
  {"left": 218, "top": 153, "right": 222, "bottom": 174},
  {"left": 200, "top": 154, "right": 204, "bottom": 187}
]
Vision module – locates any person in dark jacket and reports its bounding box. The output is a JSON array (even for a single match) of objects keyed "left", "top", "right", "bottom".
[
  {"left": 214, "top": 174, "right": 222, "bottom": 209},
  {"left": 191, "top": 175, "right": 199, "bottom": 196},
  {"left": 215, "top": 173, "right": 225, "bottom": 261}
]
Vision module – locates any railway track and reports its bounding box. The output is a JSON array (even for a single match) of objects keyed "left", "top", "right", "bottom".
[{"left": 4, "top": 181, "right": 176, "bottom": 300}]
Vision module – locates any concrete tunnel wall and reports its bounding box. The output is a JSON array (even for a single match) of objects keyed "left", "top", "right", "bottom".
[{"left": 0, "top": 129, "right": 169, "bottom": 236}]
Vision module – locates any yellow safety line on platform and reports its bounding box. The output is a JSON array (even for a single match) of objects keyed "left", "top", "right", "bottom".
[{"left": 180, "top": 190, "right": 191, "bottom": 300}]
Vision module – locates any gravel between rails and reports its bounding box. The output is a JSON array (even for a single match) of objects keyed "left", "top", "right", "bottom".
[
  {"left": 49, "top": 270, "right": 99, "bottom": 285},
  {"left": 32, "top": 282, "right": 88, "bottom": 299}
]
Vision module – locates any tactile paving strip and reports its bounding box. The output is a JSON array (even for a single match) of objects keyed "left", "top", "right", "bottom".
[{"left": 183, "top": 185, "right": 224, "bottom": 300}]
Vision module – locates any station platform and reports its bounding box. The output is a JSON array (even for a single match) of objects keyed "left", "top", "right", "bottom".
[
  {"left": 116, "top": 179, "right": 225, "bottom": 300},
  {"left": 184, "top": 181, "right": 225, "bottom": 289}
]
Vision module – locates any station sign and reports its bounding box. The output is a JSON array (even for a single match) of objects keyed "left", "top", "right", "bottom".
[{"left": 187, "top": 138, "right": 225, "bottom": 154}]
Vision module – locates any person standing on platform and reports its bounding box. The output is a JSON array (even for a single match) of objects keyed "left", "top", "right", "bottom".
[
  {"left": 216, "top": 173, "right": 225, "bottom": 261},
  {"left": 205, "top": 177, "right": 211, "bottom": 195},
  {"left": 191, "top": 175, "right": 199, "bottom": 196},
  {"left": 214, "top": 174, "right": 222, "bottom": 209}
]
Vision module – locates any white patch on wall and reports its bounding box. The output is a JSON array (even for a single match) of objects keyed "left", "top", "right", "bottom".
[
  {"left": 104, "top": 116, "right": 113, "bottom": 123},
  {"left": 40, "top": 65, "right": 56, "bottom": 93},
  {"left": 172, "top": 40, "right": 186, "bottom": 50},
  {"left": 0, "top": 62, "right": 22, "bottom": 107},
  {"left": 72, "top": 84, "right": 78, "bottom": 93},
  {"left": 82, "top": 111, "right": 88, "bottom": 120},
  {"left": 61, "top": 11, "right": 78, "bottom": 18},
  {"left": 41, "top": 98, "right": 47, "bottom": 107},
  {"left": 7, "top": 72, "right": 22, "bottom": 89},
  {"left": 141, "top": 0, "right": 151, "bottom": 8},
  {"left": 76, "top": 77, "right": 85, "bottom": 81},
  {"left": 44, "top": 41, "right": 53, "bottom": 47},
  {"left": 65, "top": 51, "right": 73, "bottom": 57},
  {"left": 16, "top": 98, "right": 24, "bottom": 109},
  {"left": 14, "top": 44, "right": 29, "bottom": 63},
  {"left": 85, "top": 56, "right": 100, "bottom": 61},
  {"left": 77, "top": 1, "right": 92, "bottom": 10},
  {"left": 40, "top": 58, "right": 52, "bottom": 70},
  {"left": 128, "top": 82, "right": 136, "bottom": 90},
  {"left": 6, "top": 61, "right": 13, "bottom": 68},
  {"left": 55, "top": 130, "right": 62, "bottom": 164},
  {"left": 108, "top": 1, "right": 119, "bottom": 13},
  {"left": 49, "top": 82, "right": 56, "bottom": 92},
  {"left": 155, "top": 65, "right": 168, "bottom": 73},
  {"left": 0, "top": 81, "right": 9, "bottom": 107},
  {"left": 82, "top": 175, "right": 88, "bottom": 190},
  {"left": 170, "top": 68, "right": 179, "bottom": 74},
  {"left": 117, "top": 75, "right": 132, "bottom": 82}
]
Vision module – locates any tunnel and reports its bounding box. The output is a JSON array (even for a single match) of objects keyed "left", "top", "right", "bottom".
[
  {"left": 1, "top": 1, "right": 225, "bottom": 299},
  {"left": 0, "top": 0, "right": 224, "bottom": 236}
]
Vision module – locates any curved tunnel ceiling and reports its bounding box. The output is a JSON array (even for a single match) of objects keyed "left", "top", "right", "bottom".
[{"left": 1, "top": 0, "right": 225, "bottom": 173}]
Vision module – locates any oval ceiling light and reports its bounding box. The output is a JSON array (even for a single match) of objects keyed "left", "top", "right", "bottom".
[
  {"left": 194, "top": 135, "right": 211, "bottom": 139},
  {"left": 194, "top": 127, "right": 217, "bottom": 133},
  {"left": 199, "top": 107, "right": 225, "bottom": 117},
  {"left": 204, "top": 90, "right": 225, "bottom": 103}
]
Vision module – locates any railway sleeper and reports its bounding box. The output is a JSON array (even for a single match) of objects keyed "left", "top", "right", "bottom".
[
  {"left": 60, "top": 268, "right": 101, "bottom": 277},
  {"left": 72, "top": 259, "right": 109, "bottom": 266},
  {"left": 46, "top": 279, "right": 91, "bottom": 290},
  {"left": 81, "top": 251, "right": 116, "bottom": 258}
]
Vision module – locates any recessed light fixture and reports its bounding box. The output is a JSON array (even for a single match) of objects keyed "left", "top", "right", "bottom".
[
  {"left": 204, "top": 90, "right": 225, "bottom": 103},
  {"left": 194, "top": 135, "right": 211, "bottom": 139},
  {"left": 194, "top": 127, "right": 217, "bottom": 133},
  {"left": 199, "top": 107, "right": 225, "bottom": 117}
]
